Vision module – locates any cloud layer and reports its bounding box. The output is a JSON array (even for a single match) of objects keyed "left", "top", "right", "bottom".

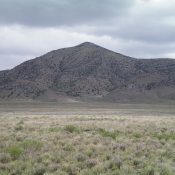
[
  {"left": 0, "top": 0, "right": 175, "bottom": 70},
  {"left": 0, "top": 0, "right": 133, "bottom": 26}
]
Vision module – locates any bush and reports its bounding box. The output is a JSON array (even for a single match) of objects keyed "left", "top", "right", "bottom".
[
  {"left": 64, "top": 125, "right": 80, "bottom": 133},
  {"left": 15, "top": 125, "right": 23, "bottom": 131},
  {"left": 62, "top": 164, "right": 77, "bottom": 175},
  {"left": 32, "top": 164, "right": 46, "bottom": 175},
  {"left": 63, "top": 144, "right": 74, "bottom": 151},
  {"left": 98, "top": 128, "right": 117, "bottom": 139},
  {"left": 14, "top": 120, "right": 24, "bottom": 131},
  {"left": 108, "top": 156, "right": 123, "bottom": 170},
  {"left": 76, "top": 153, "right": 87, "bottom": 162},
  {"left": 86, "top": 159, "right": 98, "bottom": 168}
]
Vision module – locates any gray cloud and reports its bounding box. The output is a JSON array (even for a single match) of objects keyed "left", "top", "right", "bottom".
[
  {"left": 0, "top": 0, "right": 134, "bottom": 26},
  {"left": 94, "top": 19, "right": 175, "bottom": 44}
]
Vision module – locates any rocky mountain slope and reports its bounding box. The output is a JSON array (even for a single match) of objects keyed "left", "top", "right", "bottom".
[{"left": 0, "top": 42, "right": 175, "bottom": 102}]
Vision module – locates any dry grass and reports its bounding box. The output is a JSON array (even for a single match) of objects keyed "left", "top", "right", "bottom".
[{"left": 0, "top": 103, "right": 175, "bottom": 175}]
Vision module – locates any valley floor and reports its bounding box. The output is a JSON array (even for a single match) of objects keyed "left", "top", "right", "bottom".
[{"left": 0, "top": 102, "right": 175, "bottom": 175}]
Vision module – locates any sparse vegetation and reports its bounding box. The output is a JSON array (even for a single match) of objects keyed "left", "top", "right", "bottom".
[{"left": 0, "top": 105, "right": 174, "bottom": 175}]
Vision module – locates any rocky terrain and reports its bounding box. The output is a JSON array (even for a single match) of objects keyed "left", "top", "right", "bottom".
[{"left": 0, "top": 42, "right": 175, "bottom": 102}]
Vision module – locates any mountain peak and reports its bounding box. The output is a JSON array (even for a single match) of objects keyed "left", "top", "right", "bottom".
[{"left": 78, "top": 42, "right": 98, "bottom": 47}]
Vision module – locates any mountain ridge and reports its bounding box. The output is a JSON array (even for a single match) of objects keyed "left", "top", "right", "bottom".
[{"left": 0, "top": 42, "right": 175, "bottom": 103}]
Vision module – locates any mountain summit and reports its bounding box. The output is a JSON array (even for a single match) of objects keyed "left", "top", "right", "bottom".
[{"left": 0, "top": 42, "right": 175, "bottom": 102}]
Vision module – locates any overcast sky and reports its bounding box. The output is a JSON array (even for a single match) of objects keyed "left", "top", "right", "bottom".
[{"left": 0, "top": 0, "right": 175, "bottom": 70}]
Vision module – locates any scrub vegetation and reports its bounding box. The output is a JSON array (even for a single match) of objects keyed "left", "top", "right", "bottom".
[{"left": 0, "top": 112, "right": 174, "bottom": 175}]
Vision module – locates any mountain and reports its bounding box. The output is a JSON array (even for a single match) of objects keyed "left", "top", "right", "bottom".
[{"left": 0, "top": 42, "right": 175, "bottom": 103}]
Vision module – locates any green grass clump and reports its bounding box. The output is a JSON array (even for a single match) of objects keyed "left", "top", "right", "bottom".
[
  {"left": 98, "top": 128, "right": 118, "bottom": 139},
  {"left": 63, "top": 144, "right": 74, "bottom": 151},
  {"left": 142, "top": 166, "right": 155, "bottom": 175},
  {"left": 132, "top": 132, "right": 142, "bottom": 139},
  {"left": 6, "top": 145, "right": 23, "bottom": 160},
  {"left": 48, "top": 127, "right": 60, "bottom": 132},
  {"left": 142, "top": 166, "right": 174, "bottom": 175},
  {"left": 153, "top": 132, "right": 175, "bottom": 141},
  {"left": 64, "top": 125, "right": 80, "bottom": 133},
  {"left": 160, "top": 167, "right": 174, "bottom": 175}
]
